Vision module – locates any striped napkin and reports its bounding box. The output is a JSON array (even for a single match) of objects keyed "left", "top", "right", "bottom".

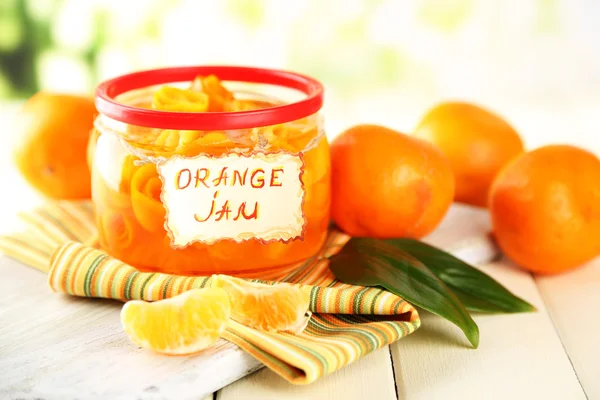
[{"left": 0, "top": 201, "right": 420, "bottom": 384}]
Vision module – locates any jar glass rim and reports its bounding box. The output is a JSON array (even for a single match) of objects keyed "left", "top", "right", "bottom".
[{"left": 95, "top": 66, "right": 324, "bottom": 130}]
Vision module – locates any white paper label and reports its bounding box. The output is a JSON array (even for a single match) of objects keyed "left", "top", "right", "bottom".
[{"left": 157, "top": 151, "right": 306, "bottom": 248}]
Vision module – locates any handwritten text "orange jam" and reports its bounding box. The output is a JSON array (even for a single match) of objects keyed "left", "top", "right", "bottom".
[
  {"left": 173, "top": 166, "right": 286, "bottom": 222},
  {"left": 158, "top": 152, "right": 305, "bottom": 246}
]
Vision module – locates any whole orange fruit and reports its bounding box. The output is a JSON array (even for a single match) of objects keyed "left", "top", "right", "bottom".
[
  {"left": 489, "top": 145, "right": 600, "bottom": 275},
  {"left": 331, "top": 124, "right": 454, "bottom": 238},
  {"left": 14, "top": 93, "right": 96, "bottom": 199},
  {"left": 414, "top": 102, "right": 524, "bottom": 207}
]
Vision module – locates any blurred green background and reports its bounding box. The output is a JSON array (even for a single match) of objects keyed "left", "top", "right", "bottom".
[{"left": 1, "top": 0, "right": 599, "bottom": 147}]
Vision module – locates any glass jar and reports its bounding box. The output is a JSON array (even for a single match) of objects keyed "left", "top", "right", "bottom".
[{"left": 91, "top": 66, "right": 330, "bottom": 276}]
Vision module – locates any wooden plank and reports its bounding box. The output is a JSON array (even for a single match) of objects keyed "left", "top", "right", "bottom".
[
  {"left": 218, "top": 346, "right": 397, "bottom": 400},
  {"left": 390, "top": 259, "right": 586, "bottom": 400},
  {"left": 535, "top": 257, "right": 600, "bottom": 399},
  {"left": 0, "top": 257, "right": 258, "bottom": 400}
]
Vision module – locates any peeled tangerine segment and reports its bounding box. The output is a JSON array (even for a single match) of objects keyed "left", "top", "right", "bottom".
[
  {"left": 120, "top": 288, "right": 231, "bottom": 355},
  {"left": 211, "top": 275, "right": 311, "bottom": 334}
]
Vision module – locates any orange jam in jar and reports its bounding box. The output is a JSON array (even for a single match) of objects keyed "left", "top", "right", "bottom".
[{"left": 92, "top": 66, "right": 329, "bottom": 276}]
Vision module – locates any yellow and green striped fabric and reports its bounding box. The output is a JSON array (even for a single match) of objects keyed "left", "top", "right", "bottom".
[{"left": 0, "top": 201, "right": 420, "bottom": 385}]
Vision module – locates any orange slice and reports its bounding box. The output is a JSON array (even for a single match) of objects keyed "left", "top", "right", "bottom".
[
  {"left": 121, "top": 288, "right": 231, "bottom": 355},
  {"left": 130, "top": 163, "right": 165, "bottom": 232},
  {"left": 119, "top": 155, "right": 139, "bottom": 194},
  {"left": 190, "top": 74, "right": 234, "bottom": 112},
  {"left": 211, "top": 275, "right": 311, "bottom": 334},
  {"left": 152, "top": 86, "right": 209, "bottom": 112},
  {"left": 100, "top": 211, "right": 135, "bottom": 249},
  {"left": 225, "top": 99, "right": 275, "bottom": 111}
]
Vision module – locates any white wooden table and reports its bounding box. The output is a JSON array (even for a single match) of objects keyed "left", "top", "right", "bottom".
[
  {"left": 1, "top": 103, "right": 599, "bottom": 399},
  {"left": 1, "top": 205, "right": 598, "bottom": 399}
]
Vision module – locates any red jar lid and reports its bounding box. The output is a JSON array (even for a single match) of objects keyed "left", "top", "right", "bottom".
[{"left": 95, "top": 66, "right": 324, "bottom": 130}]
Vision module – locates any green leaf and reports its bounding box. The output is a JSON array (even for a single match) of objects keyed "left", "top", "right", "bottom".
[
  {"left": 385, "top": 239, "right": 536, "bottom": 314},
  {"left": 329, "top": 238, "right": 480, "bottom": 348}
]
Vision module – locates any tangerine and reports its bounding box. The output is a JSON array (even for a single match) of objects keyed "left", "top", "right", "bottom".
[
  {"left": 14, "top": 93, "right": 96, "bottom": 199},
  {"left": 489, "top": 145, "right": 600, "bottom": 274},
  {"left": 414, "top": 102, "right": 524, "bottom": 207},
  {"left": 330, "top": 124, "right": 454, "bottom": 238}
]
